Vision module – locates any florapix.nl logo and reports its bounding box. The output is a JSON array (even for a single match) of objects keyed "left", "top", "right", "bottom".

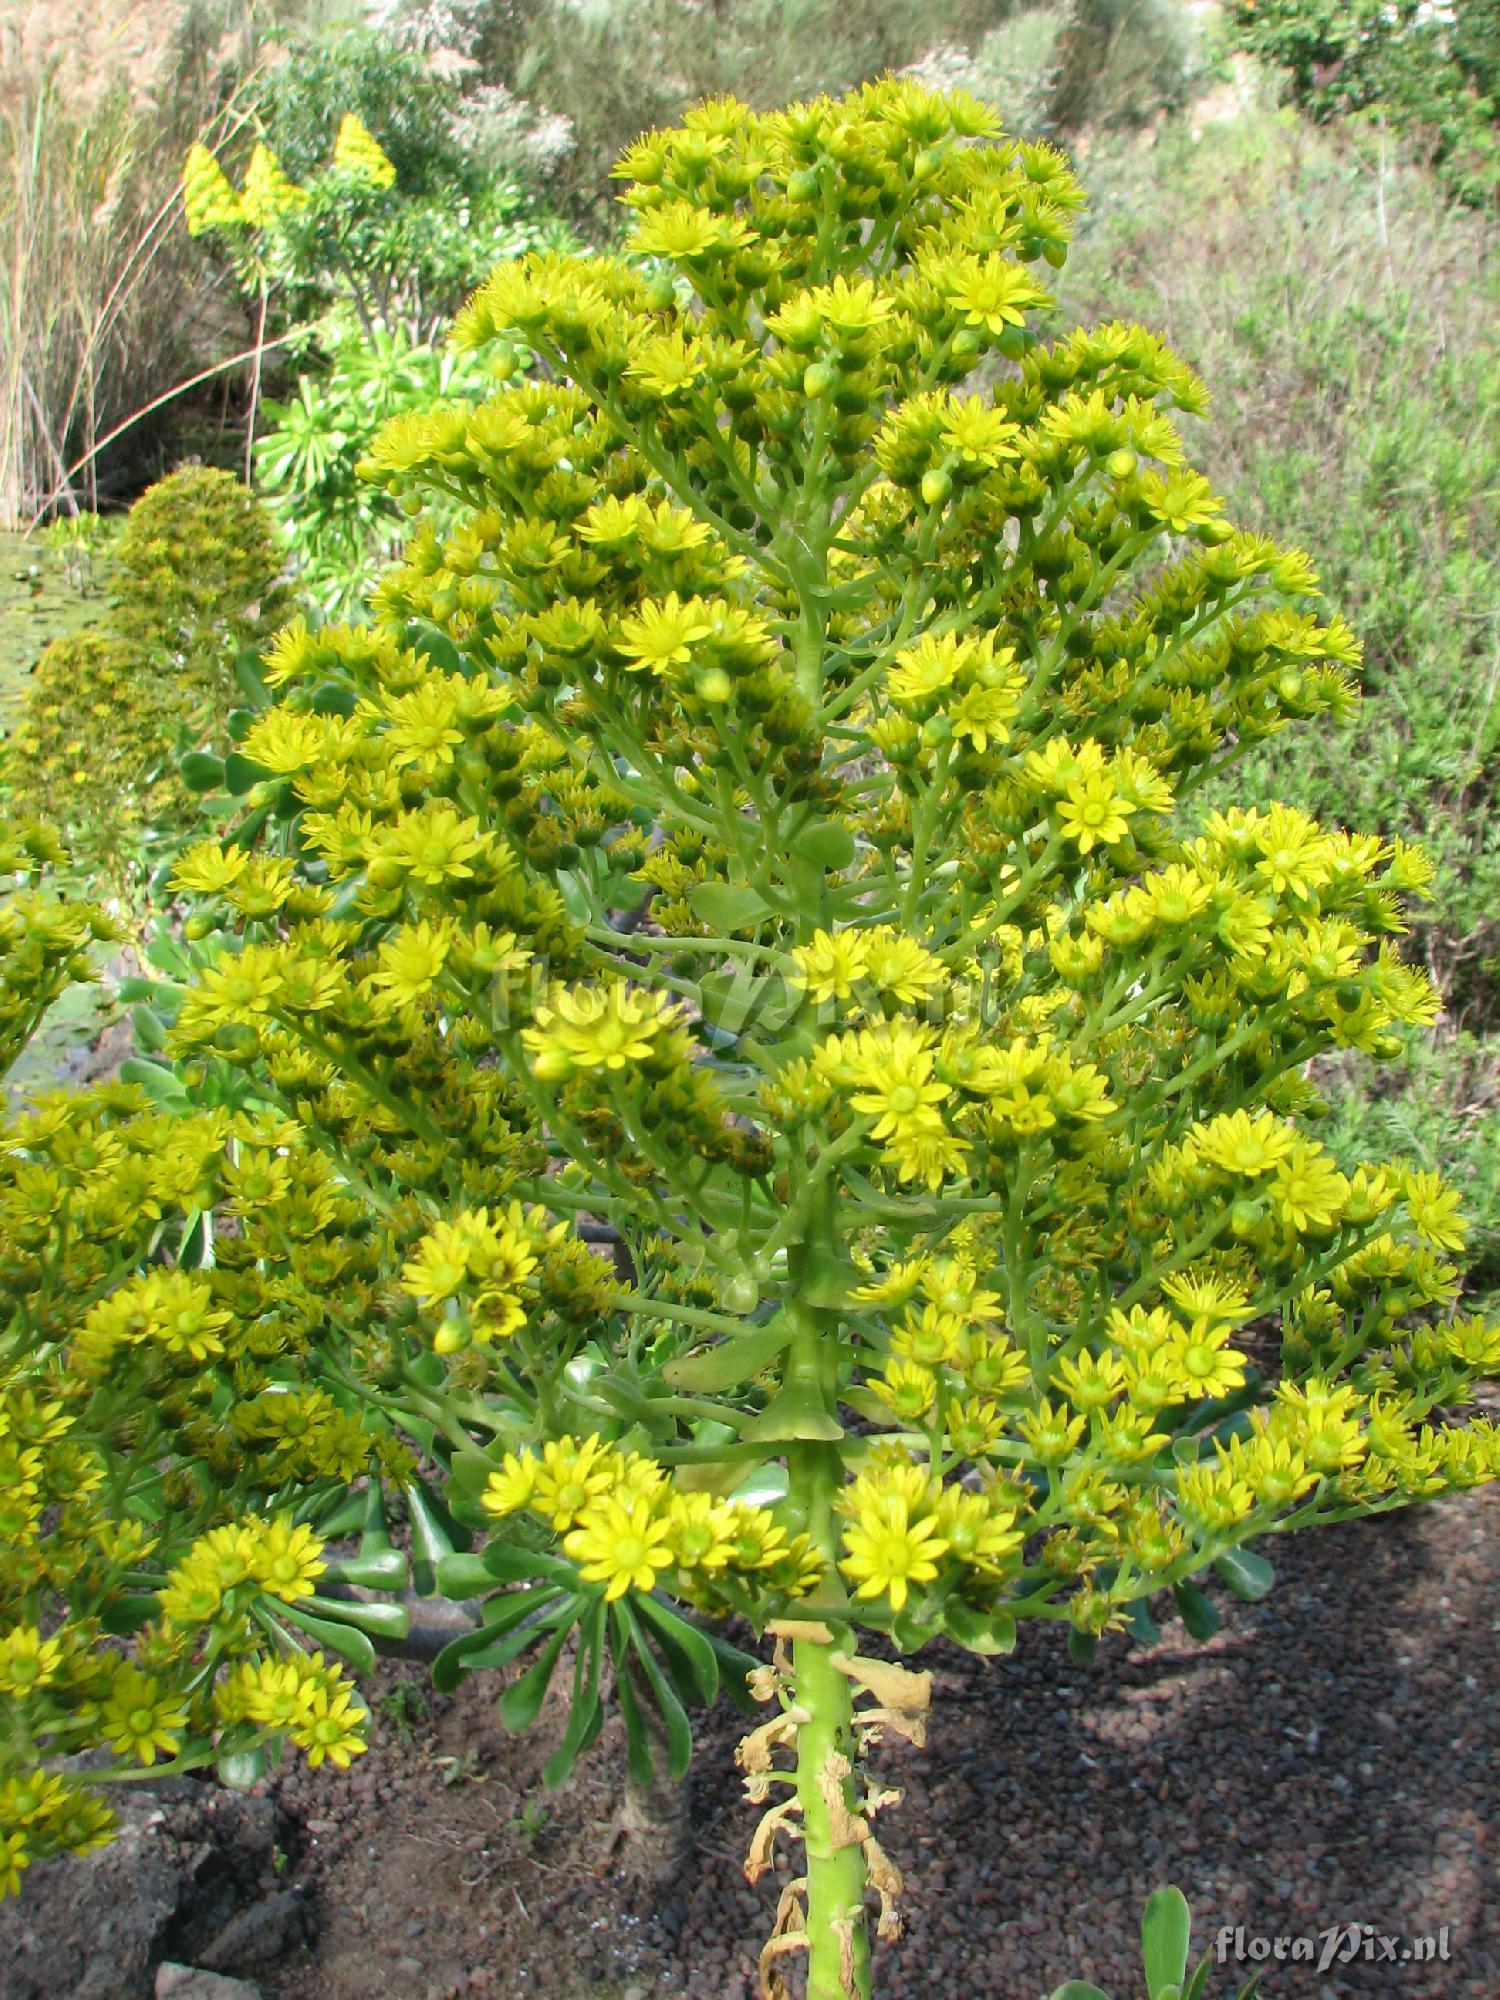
[{"left": 1216, "top": 1922, "right": 1454, "bottom": 1974}]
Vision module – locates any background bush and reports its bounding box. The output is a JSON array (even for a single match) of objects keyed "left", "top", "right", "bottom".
[
  {"left": 244, "top": 24, "right": 567, "bottom": 343},
  {"left": 1227, "top": 0, "right": 1500, "bottom": 205},
  {"left": 253, "top": 313, "right": 506, "bottom": 615}
]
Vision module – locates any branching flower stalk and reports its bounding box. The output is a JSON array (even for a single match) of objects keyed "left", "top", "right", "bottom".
[{"left": 6, "top": 80, "right": 1499, "bottom": 1997}]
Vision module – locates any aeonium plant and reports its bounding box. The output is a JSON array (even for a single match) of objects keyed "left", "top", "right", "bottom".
[
  {"left": 0, "top": 824, "right": 419, "bottom": 1900},
  {"left": 131, "top": 83, "right": 1498, "bottom": 1999}
]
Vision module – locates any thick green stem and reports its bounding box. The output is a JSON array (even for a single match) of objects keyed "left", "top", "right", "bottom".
[
  {"left": 780, "top": 1170, "right": 872, "bottom": 1999},
  {"left": 793, "top": 1620, "right": 872, "bottom": 2000}
]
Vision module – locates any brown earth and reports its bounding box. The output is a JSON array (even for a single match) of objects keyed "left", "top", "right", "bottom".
[{"left": 259, "top": 1484, "right": 1497, "bottom": 2000}]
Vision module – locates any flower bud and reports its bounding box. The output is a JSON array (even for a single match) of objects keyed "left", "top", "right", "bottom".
[
  {"left": 920, "top": 468, "right": 952, "bottom": 508},
  {"left": 802, "top": 361, "right": 835, "bottom": 398},
  {"left": 1105, "top": 449, "right": 1137, "bottom": 481},
  {"left": 1230, "top": 1198, "right": 1266, "bottom": 1240},
  {"left": 720, "top": 1271, "right": 760, "bottom": 1315},
  {"left": 433, "top": 1318, "right": 471, "bottom": 1356}
]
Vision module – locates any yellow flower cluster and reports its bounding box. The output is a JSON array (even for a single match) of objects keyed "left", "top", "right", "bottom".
[
  {"left": 838, "top": 1459, "right": 1023, "bottom": 1612},
  {"left": 159, "top": 1516, "right": 327, "bottom": 1623},
  {"left": 215, "top": 1650, "right": 368, "bottom": 1769},
  {"left": 400, "top": 1201, "right": 571, "bottom": 1349},
  {"left": 182, "top": 142, "right": 246, "bottom": 236},
  {"left": 332, "top": 113, "right": 396, "bottom": 190},
  {"left": 0, "top": 1502, "right": 363, "bottom": 1898},
  {"left": 481, "top": 1435, "right": 822, "bottom": 1609},
  {"left": 783, "top": 1014, "right": 1114, "bottom": 1189},
  {"left": 0, "top": 849, "right": 116, "bottom": 1074}
]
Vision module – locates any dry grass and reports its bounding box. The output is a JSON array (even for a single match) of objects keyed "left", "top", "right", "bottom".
[{"left": 0, "top": 1, "right": 284, "bottom": 527}]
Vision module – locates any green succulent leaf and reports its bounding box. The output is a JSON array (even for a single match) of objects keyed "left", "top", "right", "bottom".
[
  {"left": 661, "top": 1316, "right": 792, "bottom": 1393},
  {"left": 1213, "top": 1547, "right": 1275, "bottom": 1603},
  {"left": 497, "top": 1606, "right": 580, "bottom": 1734},
  {"left": 1142, "top": 1886, "right": 1192, "bottom": 1998},
  {"left": 688, "top": 880, "right": 771, "bottom": 932}
]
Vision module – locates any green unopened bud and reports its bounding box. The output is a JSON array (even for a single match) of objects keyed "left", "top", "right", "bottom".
[
  {"left": 184, "top": 912, "right": 217, "bottom": 941},
  {"left": 802, "top": 361, "right": 835, "bottom": 398},
  {"left": 1105, "top": 449, "right": 1137, "bottom": 481},
  {"left": 432, "top": 1318, "right": 471, "bottom": 1357},
  {"left": 912, "top": 146, "right": 943, "bottom": 182},
  {"left": 720, "top": 1271, "right": 760, "bottom": 1315},
  {"left": 696, "top": 666, "right": 733, "bottom": 703},
  {"left": 1230, "top": 1198, "right": 1266, "bottom": 1239},
  {"left": 920, "top": 468, "right": 952, "bottom": 508},
  {"left": 786, "top": 167, "right": 820, "bottom": 203}
]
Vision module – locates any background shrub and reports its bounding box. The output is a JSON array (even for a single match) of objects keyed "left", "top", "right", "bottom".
[
  {"left": 253, "top": 314, "right": 506, "bottom": 615},
  {"left": 393, "top": 0, "right": 1030, "bottom": 230},
  {"left": 1227, "top": 0, "right": 1500, "bottom": 205},
  {"left": 242, "top": 24, "right": 567, "bottom": 343}
]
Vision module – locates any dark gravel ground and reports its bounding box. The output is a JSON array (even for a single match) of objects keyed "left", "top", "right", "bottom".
[{"left": 265, "top": 1484, "right": 1495, "bottom": 2000}]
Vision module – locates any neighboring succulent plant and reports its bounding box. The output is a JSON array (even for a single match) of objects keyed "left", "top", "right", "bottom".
[{"left": 8, "top": 469, "right": 291, "bottom": 883}]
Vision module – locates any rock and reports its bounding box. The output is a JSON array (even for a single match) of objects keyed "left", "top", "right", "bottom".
[
  {"left": 156, "top": 1968, "right": 264, "bottom": 2000},
  {"left": 0, "top": 1792, "right": 189, "bottom": 2000},
  {"left": 197, "top": 1890, "right": 310, "bottom": 1973},
  {"left": 0, "top": 1779, "right": 305, "bottom": 2000}
]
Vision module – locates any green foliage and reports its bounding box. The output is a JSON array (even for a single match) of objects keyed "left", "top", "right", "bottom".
[
  {"left": 1228, "top": 0, "right": 1500, "bottom": 204},
  {"left": 254, "top": 315, "right": 505, "bottom": 616},
  {"left": 7, "top": 469, "right": 292, "bottom": 882},
  {"left": 190, "top": 28, "right": 568, "bottom": 345},
  {"left": 38, "top": 512, "right": 115, "bottom": 598},
  {"left": 184, "top": 51, "right": 570, "bottom": 605},
  {"left": 1319, "top": 1028, "right": 1500, "bottom": 1309},
  {"left": 253, "top": 24, "right": 482, "bottom": 197},
  {"left": 250, "top": 150, "right": 558, "bottom": 349}
]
